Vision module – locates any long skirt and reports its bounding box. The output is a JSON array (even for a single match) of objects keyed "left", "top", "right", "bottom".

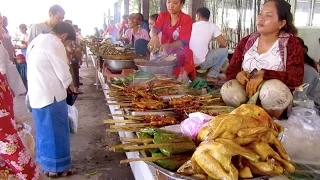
[
  {"left": 16, "top": 63, "right": 28, "bottom": 90},
  {"left": 32, "top": 99, "right": 71, "bottom": 172},
  {"left": 6, "top": 63, "right": 27, "bottom": 95}
]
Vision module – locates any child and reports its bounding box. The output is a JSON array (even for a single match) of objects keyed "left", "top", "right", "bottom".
[{"left": 16, "top": 54, "right": 28, "bottom": 90}]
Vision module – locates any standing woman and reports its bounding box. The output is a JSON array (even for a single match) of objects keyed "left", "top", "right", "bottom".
[
  {"left": 1, "top": 16, "right": 15, "bottom": 63},
  {"left": 148, "top": 0, "right": 196, "bottom": 79},
  {"left": 0, "top": 12, "right": 42, "bottom": 180},
  {"left": 27, "top": 22, "right": 75, "bottom": 177}
]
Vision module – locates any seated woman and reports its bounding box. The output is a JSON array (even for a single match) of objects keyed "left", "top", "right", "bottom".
[
  {"left": 224, "top": 0, "right": 304, "bottom": 118},
  {"left": 120, "top": 13, "right": 150, "bottom": 56},
  {"left": 148, "top": 0, "right": 196, "bottom": 79},
  {"left": 298, "top": 37, "right": 320, "bottom": 111}
]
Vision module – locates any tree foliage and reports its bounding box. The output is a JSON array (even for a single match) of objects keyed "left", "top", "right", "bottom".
[{"left": 129, "top": 0, "right": 161, "bottom": 15}]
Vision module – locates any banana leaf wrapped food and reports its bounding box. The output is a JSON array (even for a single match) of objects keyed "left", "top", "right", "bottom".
[
  {"left": 137, "top": 128, "right": 196, "bottom": 171},
  {"left": 140, "top": 128, "right": 196, "bottom": 156}
]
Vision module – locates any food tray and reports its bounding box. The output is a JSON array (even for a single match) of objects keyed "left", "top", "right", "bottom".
[
  {"left": 135, "top": 125, "right": 270, "bottom": 180},
  {"left": 102, "top": 54, "right": 138, "bottom": 60}
]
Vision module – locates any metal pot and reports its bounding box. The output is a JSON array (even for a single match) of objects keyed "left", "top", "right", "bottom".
[
  {"left": 105, "top": 59, "right": 136, "bottom": 73},
  {"left": 136, "top": 64, "right": 175, "bottom": 76}
]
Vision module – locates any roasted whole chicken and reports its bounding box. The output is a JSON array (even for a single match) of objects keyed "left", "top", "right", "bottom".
[{"left": 178, "top": 104, "right": 295, "bottom": 179}]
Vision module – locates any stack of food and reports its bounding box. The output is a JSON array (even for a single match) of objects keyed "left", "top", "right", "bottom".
[
  {"left": 168, "top": 96, "right": 234, "bottom": 120},
  {"left": 99, "top": 41, "right": 135, "bottom": 57},
  {"left": 178, "top": 104, "right": 295, "bottom": 179},
  {"left": 105, "top": 115, "right": 181, "bottom": 132},
  {"left": 110, "top": 128, "right": 195, "bottom": 171}
]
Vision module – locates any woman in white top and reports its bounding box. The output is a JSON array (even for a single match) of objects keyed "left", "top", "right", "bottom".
[
  {"left": 0, "top": 14, "right": 26, "bottom": 96},
  {"left": 27, "top": 22, "right": 75, "bottom": 178}
]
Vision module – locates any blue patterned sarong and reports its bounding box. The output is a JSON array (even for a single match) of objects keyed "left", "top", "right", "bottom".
[
  {"left": 16, "top": 63, "right": 28, "bottom": 90},
  {"left": 32, "top": 99, "right": 71, "bottom": 172}
]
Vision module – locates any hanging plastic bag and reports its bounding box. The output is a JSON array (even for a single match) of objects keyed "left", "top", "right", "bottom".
[
  {"left": 68, "top": 105, "right": 79, "bottom": 134},
  {"left": 18, "top": 123, "right": 35, "bottom": 157},
  {"left": 277, "top": 107, "right": 320, "bottom": 164},
  {"left": 177, "top": 68, "right": 189, "bottom": 84},
  {"left": 25, "top": 94, "right": 32, "bottom": 112},
  {"left": 180, "top": 112, "right": 214, "bottom": 139}
]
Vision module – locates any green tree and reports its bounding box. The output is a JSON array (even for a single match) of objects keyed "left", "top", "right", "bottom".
[
  {"left": 129, "top": 0, "right": 160, "bottom": 16},
  {"left": 129, "top": 0, "right": 140, "bottom": 14},
  {"left": 150, "top": 0, "right": 160, "bottom": 15}
]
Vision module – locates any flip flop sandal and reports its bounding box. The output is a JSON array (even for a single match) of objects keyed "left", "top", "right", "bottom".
[
  {"left": 61, "top": 169, "right": 76, "bottom": 177},
  {"left": 44, "top": 172, "right": 59, "bottom": 178},
  {"left": 44, "top": 169, "right": 75, "bottom": 178}
]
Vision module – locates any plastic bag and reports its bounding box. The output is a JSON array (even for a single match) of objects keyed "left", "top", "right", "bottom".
[
  {"left": 180, "top": 112, "right": 214, "bottom": 139},
  {"left": 150, "top": 50, "right": 167, "bottom": 61},
  {"left": 277, "top": 107, "right": 320, "bottom": 165},
  {"left": 68, "top": 105, "right": 79, "bottom": 134},
  {"left": 177, "top": 68, "right": 189, "bottom": 84},
  {"left": 25, "top": 94, "right": 32, "bottom": 112},
  {"left": 18, "top": 123, "right": 35, "bottom": 157}
]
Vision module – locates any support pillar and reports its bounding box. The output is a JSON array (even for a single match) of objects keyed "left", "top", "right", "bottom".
[
  {"left": 160, "top": 0, "right": 167, "bottom": 12},
  {"left": 191, "top": 0, "right": 205, "bottom": 21},
  {"left": 114, "top": 2, "right": 120, "bottom": 23},
  {"left": 141, "top": 0, "right": 150, "bottom": 20},
  {"left": 124, "top": 0, "right": 129, "bottom": 15}
]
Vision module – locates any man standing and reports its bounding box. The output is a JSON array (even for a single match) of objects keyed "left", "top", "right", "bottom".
[
  {"left": 28, "top": 4, "right": 65, "bottom": 43},
  {"left": 190, "top": 7, "right": 228, "bottom": 82}
]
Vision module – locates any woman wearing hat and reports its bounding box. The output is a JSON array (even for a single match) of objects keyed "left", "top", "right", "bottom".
[
  {"left": 148, "top": 0, "right": 196, "bottom": 79},
  {"left": 120, "top": 13, "right": 150, "bottom": 55}
]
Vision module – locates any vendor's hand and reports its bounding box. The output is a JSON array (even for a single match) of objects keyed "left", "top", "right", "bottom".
[
  {"left": 74, "top": 49, "right": 83, "bottom": 60},
  {"left": 14, "top": 45, "right": 21, "bottom": 49},
  {"left": 148, "top": 36, "right": 161, "bottom": 52},
  {"left": 160, "top": 44, "right": 170, "bottom": 53},
  {"left": 246, "top": 70, "right": 264, "bottom": 97},
  {"left": 68, "top": 84, "right": 75, "bottom": 93},
  {"left": 236, "top": 71, "right": 249, "bottom": 85}
]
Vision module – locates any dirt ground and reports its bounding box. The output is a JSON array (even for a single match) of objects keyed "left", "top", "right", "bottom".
[{"left": 14, "top": 63, "right": 134, "bottom": 180}]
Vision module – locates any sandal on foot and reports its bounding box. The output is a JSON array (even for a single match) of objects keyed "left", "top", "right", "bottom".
[
  {"left": 44, "top": 169, "right": 75, "bottom": 178},
  {"left": 61, "top": 169, "right": 75, "bottom": 177}
]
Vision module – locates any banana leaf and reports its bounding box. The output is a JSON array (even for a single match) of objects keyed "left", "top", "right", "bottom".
[
  {"left": 151, "top": 152, "right": 189, "bottom": 171},
  {"left": 153, "top": 130, "right": 196, "bottom": 156},
  {"left": 139, "top": 128, "right": 196, "bottom": 157}
]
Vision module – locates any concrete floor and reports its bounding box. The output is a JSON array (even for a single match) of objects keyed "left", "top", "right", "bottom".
[{"left": 14, "top": 63, "right": 134, "bottom": 180}]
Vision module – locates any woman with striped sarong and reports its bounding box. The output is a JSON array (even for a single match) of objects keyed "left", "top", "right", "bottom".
[{"left": 27, "top": 22, "right": 76, "bottom": 178}]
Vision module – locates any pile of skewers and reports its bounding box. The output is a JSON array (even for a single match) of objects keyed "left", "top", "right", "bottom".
[
  {"left": 109, "top": 128, "right": 195, "bottom": 171},
  {"left": 104, "top": 114, "right": 180, "bottom": 132}
]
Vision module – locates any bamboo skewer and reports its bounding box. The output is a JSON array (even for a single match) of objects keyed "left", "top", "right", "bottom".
[
  {"left": 111, "top": 84, "right": 125, "bottom": 90},
  {"left": 106, "top": 103, "right": 131, "bottom": 106},
  {"left": 110, "top": 123, "right": 151, "bottom": 129},
  {"left": 103, "top": 120, "right": 141, "bottom": 124},
  {"left": 153, "top": 85, "right": 187, "bottom": 91},
  {"left": 200, "top": 105, "right": 234, "bottom": 109},
  {"left": 106, "top": 128, "right": 139, "bottom": 132},
  {"left": 120, "top": 155, "right": 190, "bottom": 164},
  {"left": 124, "top": 142, "right": 195, "bottom": 150},
  {"left": 120, "top": 137, "right": 153, "bottom": 143},
  {"left": 109, "top": 142, "right": 138, "bottom": 151},
  {"left": 108, "top": 114, "right": 144, "bottom": 120}
]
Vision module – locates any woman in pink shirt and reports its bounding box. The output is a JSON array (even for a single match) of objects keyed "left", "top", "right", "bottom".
[{"left": 120, "top": 13, "right": 150, "bottom": 55}]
